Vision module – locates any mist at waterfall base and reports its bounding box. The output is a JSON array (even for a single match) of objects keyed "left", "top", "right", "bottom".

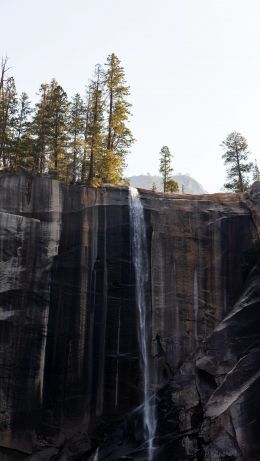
[
  {"left": 93, "top": 447, "right": 99, "bottom": 461},
  {"left": 129, "top": 187, "right": 157, "bottom": 461}
]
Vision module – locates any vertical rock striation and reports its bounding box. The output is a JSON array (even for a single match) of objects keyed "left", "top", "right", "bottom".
[{"left": 0, "top": 171, "right": 259, "bottom": 460}]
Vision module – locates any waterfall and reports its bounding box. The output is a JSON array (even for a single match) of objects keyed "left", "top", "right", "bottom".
[
  {"left": 129, "top": 187, "right": 156, "bottom": 461},
  {"left": 93, "top": 447, "right": 99, "bottom": 461}
]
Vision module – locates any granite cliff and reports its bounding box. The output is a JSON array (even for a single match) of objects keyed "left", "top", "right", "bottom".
[
  {"left": 0, "top": 171, "right": 259, "bottom": 460},
  {"left": 129, "top": 174, "right": 207, "bottom": 194}
]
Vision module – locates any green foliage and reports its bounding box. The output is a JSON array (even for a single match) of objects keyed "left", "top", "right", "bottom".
[
  {"left": 98, "top": 150, "right": 123, "bottom": 184},
  {"left": 221, "top": 132, "right": 253, "bottom": 192},
  {"left": 159, "top": 146, "right": 175, "bottom": 192},
  {"left": 12, "top": 92, "right": 33, "bottom": 170},
  {"left": 47, "top": 79, "right": 69, "bottom": 180},
  {"left": 151, "top": 182, "right": 157, "bottom": 192},
  {"left": 0, "top": 72, "right": 18, "bottom": 169},
  {"left": 120, "top": 177, "right": 130, "bottom": 186},
  {"left": 81, "top": 91, "right": 91, "bottom": 184},
  {"left": 103, "top": 53, "right": 134, "bottom": 183},
  {"left": 0, "top": 54, "right": 134, "bottom": 186},
  {"left": 31, "top": 83, "right": 51, "bottom": 174},
  {"left": 86, "top": 65, "right": 105, "bottom": 184},
  {"left": 253, "top": 159, "right": 260, "bottom": 182},
  {"left": 68, "top": 93, "right": 85, "bottom": 182},
  {"left": 31, "top": 80, "right": 70, "bottom": 180},
  {"left": 166, "top": 178, "right": 179, "bottom": 192}
]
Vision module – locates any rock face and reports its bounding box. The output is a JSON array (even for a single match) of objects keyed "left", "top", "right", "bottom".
[
  {"left": 129, "top": 173, "right": 207, "bottom": 194},
  {"left": 0, "top": 171, "right": 259, "bottom": 460}
]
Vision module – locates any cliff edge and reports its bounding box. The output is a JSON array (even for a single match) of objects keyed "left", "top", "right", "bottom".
[{"left": 0, "top": 171, "right": 259, "bottom": 460}]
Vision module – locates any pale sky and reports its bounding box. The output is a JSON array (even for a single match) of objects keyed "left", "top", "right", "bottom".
[{"left": 1, "top": 0, "right": 260, "bottom": 192}]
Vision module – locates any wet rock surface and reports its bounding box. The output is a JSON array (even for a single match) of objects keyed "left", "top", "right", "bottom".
[{"left": 0, "top": 171, "right": 259, "bottom": 460}]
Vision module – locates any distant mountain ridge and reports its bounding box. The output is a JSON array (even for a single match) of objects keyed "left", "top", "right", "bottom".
[{"left": 129, "top": 174, "right": 207, "bottom": 194}]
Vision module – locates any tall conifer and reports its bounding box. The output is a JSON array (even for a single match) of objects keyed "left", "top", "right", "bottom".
[
  {"left": 87, "top": 65, "right": 105, "bottom": 185},
  {"left": 32, "top": 83, "right": 50, "bottom": 174},
  {"left": 0, "top": 55, "right": 135, "bottom": 185},
  {"left": 221, "top": 132, "right": 253, "bottom": 192},
  {"left": 253, "top": 159, "right": 260, "bottom": 182},
  {"left": 47, "top": 79, "right": 69, "bottom": 180},
  {"left": 159, "top": 146, "right": 178, "bottom": 192},
  {"left": 0, "top": 75, "right": 17, "bottom": 169},
  {"left": 81, "top": 91, "right": 91, "bottom": 184},
  {"left": 103, "top": 53, "right": 134, "bottom": 183},
  {"left": 12, "top": 92, "right": 33, "bottom": 169},
  {"left": 69, "top": 93, "right": 85, "bottom": 183}
]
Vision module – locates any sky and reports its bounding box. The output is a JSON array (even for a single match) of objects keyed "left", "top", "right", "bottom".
[{"left": 1, "top": 0, "right": 260, "bottom": 192}]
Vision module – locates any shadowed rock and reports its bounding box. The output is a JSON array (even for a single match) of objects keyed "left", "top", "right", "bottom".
[{"left": 0, "top": 171, "right": 259, "bottom": 460}]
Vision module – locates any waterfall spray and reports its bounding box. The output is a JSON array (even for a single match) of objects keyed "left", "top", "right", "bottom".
[
  {"left": 93, "top": 447, "right": 99, "bottom": 461},
  {"left": 129, "top": 187, "right": 156, "bottom": 460}
]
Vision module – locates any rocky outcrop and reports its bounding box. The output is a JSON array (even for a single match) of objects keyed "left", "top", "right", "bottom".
[
  {"left": 0, "top": 171, "right": 259, "bottom": 460},
  {"left": 129, "top": 173, "right": 207, "bottom": 194}
]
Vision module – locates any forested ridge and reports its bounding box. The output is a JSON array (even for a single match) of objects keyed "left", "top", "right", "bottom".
[{"left": 0, "top": 53, "right": 134, "bottom": 185}]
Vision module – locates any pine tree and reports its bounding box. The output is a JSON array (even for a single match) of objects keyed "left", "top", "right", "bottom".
[
  {"left": 47, "top": 79, "right": 69, "bottom": 180},
  {"left": 12, "top": 92, "right": 33, "bottom": 169},
  {"left": 160, "top": 146, "right": 172, "bottom": 192},
  {"left": 166, "top": 179, "right": 179, "bottom": 192},
  {"left": 0, "top": 56, "right": 135, "bottom": 185},
  {"left": 81, "top": 91, "right": 91, "bottom": 184},
  {"left": 253, "top": 159, "right": 260, "bottom": 182},
  {"left": 221, "top": 132, "right": 253, "bottom": 192},
  {"left": 86, "top": 65, "right": 105, "bottom": 185},
  {"left": 159, "top": 146, "right": 179, "bottom": 192},
  {"left": 0, "top": 57, "right": 9, "bottom": 96},
  {"left": 151, "top": 182, "right": 157, "bottom": 192},
  {"left": 32, "top": 83, "right": 50, "bottom": 174},
  {"left": 69, "top": 93, "right": 85, "bottom": 183},
  {"left": 0, "top": 74, "right": 17, "bottom": 169},
  {"left": 103, "top": 53, "right": 134, "bottom": 183}
]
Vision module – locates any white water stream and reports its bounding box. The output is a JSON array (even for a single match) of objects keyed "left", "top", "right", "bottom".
[
  {"left": 129, "top": 187, "right": 156, "bottom": 461},
  {"left": 93, "top": 447, "right": 99, "bottom": 461}
]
